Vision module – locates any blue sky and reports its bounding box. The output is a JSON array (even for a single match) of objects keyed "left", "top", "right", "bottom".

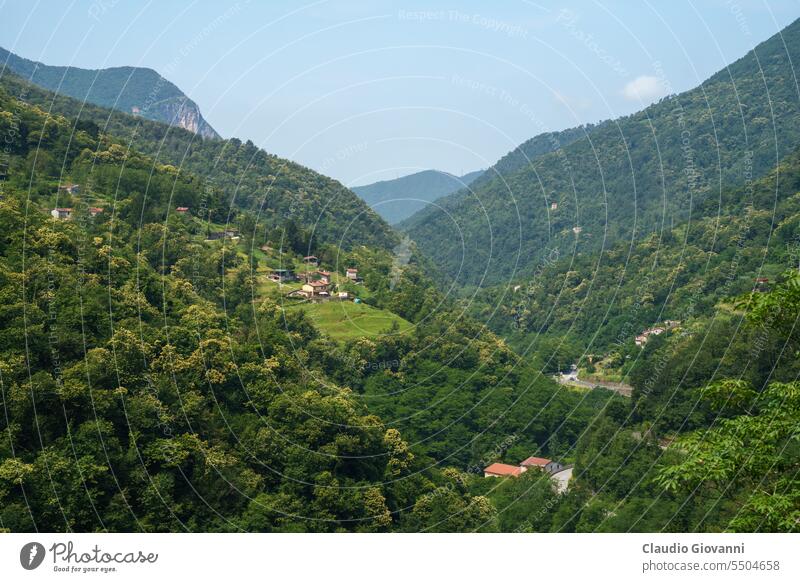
[{"left": 1, "top": 0, "right": 798, "bottom": 186}]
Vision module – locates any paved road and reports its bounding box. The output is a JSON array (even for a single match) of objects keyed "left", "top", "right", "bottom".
[
  {"left": 550, "top": 467, "right": 573, "bottom": 493},
  {"left": 556, "top": 373, "right": 633, "bottom": 397}
]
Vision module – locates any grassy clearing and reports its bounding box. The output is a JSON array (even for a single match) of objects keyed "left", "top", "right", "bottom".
[{"left": 285, "top": 300, "right": 412, "bottom": 341}]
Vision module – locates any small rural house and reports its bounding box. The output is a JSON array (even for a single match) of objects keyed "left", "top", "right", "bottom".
[
  {"left": 51, "top": 208, "right": 72, "bottom": 220},
  {"left": 484, "top": 455, "right": 565, "bottom": 478},
  {"left": 303, "top": 270, "right": 332, "bottom": 284},
  {"left": 58, "top": 183, "right": 80, "bottom": 194},
  {"left": 206, "top": 229, "right": 239, "bottom": 241},
  {"left": 303, "top": 255, "right": 319, "bottom": 266},
  {"left": 302, "top": 280, "right": 330, "bottom": 296},
  {"left": 176, "top": 206, "right": 189, "bottom": 214},
  {"left": 634, "top": 326, "right": 665, "bottom": 347},
  {"left": 269, "top": 268, "right": 295, "bottom": 283},
  {"left": 519, "top": 457, "right": 564, "bottom": 475},
  {"left": 338, "top": 291, "right": 350, "bottom": 299},
  {"left": 572, "top": 226, "right": 582, "bottom": 234},
  {"left": 346, "top": 268, "right": 359, "bottom": 281},
  {"left": 88, "top": 207, "right": 104, "bottom": 217},
  {"left": 551, "top": 202, "right": 558, "bottom": 210},
  {"left": 484, "top": 463, "right": 522, "bottom": 478}
]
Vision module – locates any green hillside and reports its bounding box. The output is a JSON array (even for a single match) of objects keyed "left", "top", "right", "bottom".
[
  {"left": 0, "top": 70, "right": 397, "bottom": 253},
  {"left": 404, "top": 17, "right": 800, "bottom": 287},
  {"left": 0, "top": 79, "right": 614, "bottom": 532},
  {"left": 0, "top": 46, "right": 219, "bottom": 138},
  {"left": 1, "top": 21, "right": 798, "bottom": 534},
  {"left": 284, "top": 301, "right": 412, "bottom": 341}
]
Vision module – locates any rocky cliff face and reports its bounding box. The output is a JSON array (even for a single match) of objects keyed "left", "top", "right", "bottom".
[
  {"left": 138, "top": 97, "right": 220, "bottom": 140},
  {"left": 0, "top": 46, "right": 221, "bottom": 140}
]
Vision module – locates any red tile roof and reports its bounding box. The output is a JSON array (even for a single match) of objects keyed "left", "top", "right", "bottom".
[
  {"left": 520, "top": 456, "right": 551, "bottom": 467},
  {"left": 484, "top": 463, "right": 522, "bottom": 477}
]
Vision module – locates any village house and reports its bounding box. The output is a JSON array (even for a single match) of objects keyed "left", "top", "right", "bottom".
[
  {"left": 303, "top": 270, "right": 332, "bottom": 284},
  {"left": 88, "top": 207, "right": 104, "bottom": 217},
  {"left": 483, "top": 463, "right": 522, "bottom": 478},
  {"left": 176, "top": 206, "right": 189, "bottom": 214},
  {"left": 269, "top": 268, "right": 295, "bottom": 283},
  {"left": 303, "top": 255, "right": 319, "bottom": 266},
  {"left": 635, "top": 326, "right": 665, "bottom": 347},
  {"left": 484, "top": 455, "right": 565, "bottom": 478},
  {"left": 58, "top": 183, "right": 80, "bottom": 194},
  {"left": 519, "top": 456, "right": 564, "bottom": 475},
  {"left": 50, "top": 208, "right": 72, "bottom": 220},
  {"left": 572, "top": 226, "right": 582, "bottom": 234},
  {"left": 346, "top": 267, "right": 360, "bottom": 281},
  {"left": 302, "top": 280, "right": 330, "bottom": 296},
  {"left": 550, "top": 202, "right": 558, "bottom": 210},
  {"left": 206, "top": 229, "right": 239, "bottom": 241},
  {"left": 338, "top": 291, "right": 350, "bottom": 300}
]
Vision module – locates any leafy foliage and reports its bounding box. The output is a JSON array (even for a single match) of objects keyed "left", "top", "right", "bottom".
[{"left": 406, "top": 18, "right": 800, "bottom": 287}]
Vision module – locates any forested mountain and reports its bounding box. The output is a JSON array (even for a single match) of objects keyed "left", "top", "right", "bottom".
[
  {"left": 0, "top": 46, "right": 220, "bottom": 139},
  {"left": 353, "top": 169, "right": 483, "bottom": 224},
  {"left": 404, "top": 17, "right": 800, "bottom": 287},
  {"left": 468, "top": 143, "right": 800, "bottom": 359},
  {"left": 0, "top": 66, "right": 615, "bottom": 532},
  {"left": 0, "top": 24, "right": 797, "bottom": 534},
  {"left": 0, "top": 70, "right": 397, "bottom": 252}
]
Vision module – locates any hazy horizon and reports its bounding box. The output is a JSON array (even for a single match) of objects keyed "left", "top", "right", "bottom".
[{"left": 2, "top": 1, "right": 797, "bottom": 186}]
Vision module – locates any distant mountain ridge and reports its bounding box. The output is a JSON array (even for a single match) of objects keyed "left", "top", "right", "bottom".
[
  {"left": 404, "top": 17, "right": 800, "bottom": 287},
  {"left": 0, "top": 46, "right": 220, "bottom": 139},
  {"left": 352, "top": 169, "right": 483, "bottom": 224},
  {"left": 0, "top": 70, "right": 396, "bottom": 251}
]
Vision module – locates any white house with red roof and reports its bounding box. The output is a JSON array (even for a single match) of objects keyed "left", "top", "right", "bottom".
[{"left": 484, "top": 456, "right": 572, "bottom": 491}]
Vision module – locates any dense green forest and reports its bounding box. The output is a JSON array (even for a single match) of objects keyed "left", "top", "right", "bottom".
[
  {"left": 0, "top": 72, "right": 616, "bottom": 532},
  {"left": 466, "top": 144, "right": 800, "bottom": 359},
  {"left": 0, "top": 71, "right": 396, "bottom": 253},
  {"left": 404, "top": 17, "right": 800, "bottom": 287},
  {"left": 1, "top": 25, "right": 797, "bottom": 533}
]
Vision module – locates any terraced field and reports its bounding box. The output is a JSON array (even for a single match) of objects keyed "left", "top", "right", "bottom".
[{"left": 284, "top": 300, "right": 412, "bottom": 340}]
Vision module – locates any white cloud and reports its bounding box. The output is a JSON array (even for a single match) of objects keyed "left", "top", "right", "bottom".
[{"left": 622, "top": 75, "right": 666, "bottom": 102}]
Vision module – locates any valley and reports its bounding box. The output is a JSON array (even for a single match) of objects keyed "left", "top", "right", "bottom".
[{"left": 0, "top": 12, "right": 798, "bottom": 535}]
